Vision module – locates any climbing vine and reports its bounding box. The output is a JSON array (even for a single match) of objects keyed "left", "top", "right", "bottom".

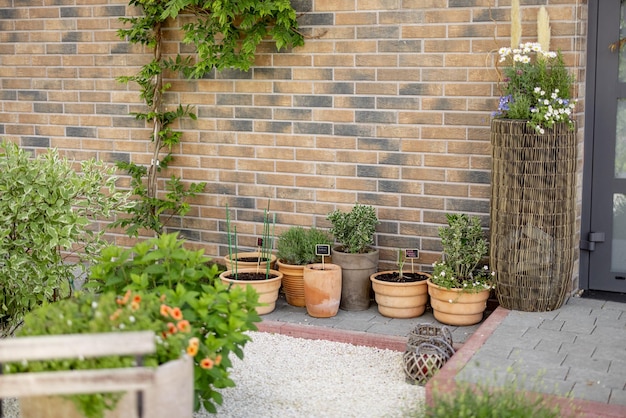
[{"left": 114, "top": 0, "right": 304, "bottom": 237}]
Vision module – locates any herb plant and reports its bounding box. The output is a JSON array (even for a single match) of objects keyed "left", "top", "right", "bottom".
[
  {"left": 431, "top": 214, "right": 494, "bottom": 292},
  {"left": 327, "top": 203, "right": 379, "bottom": 254},
  {"left": 277, "top": 227, "right": 333, "bottom": 265}
]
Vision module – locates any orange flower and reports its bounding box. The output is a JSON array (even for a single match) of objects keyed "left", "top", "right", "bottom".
[
  {"left": 130, "top": 301, "right": 140, "bottom": 311},
  {"left": 109, "top": 309, "right": 122, "bottom": 321},
  {"left": 186, "top": 344, "right": 199, "bottom": 357},
  {"left": 177, "top": 320, "right": 191, "bottom": 333},
  {"left": 188, "top": 337, "right": 199, "bottom": 347},
  {"left": 160, "top": 304, "right": 170, "bottom": 318},
  {"left": 200, "top": 358, "right": 214, "bottom": 369},
  {"left": 132, "top": 294, "right": 141, "bottom": 304},
  {"left": 215, "top": 354, "right": 222, "bottom": 366},
  {"left": 170, "top": 307, "right": 183, "bottom": 320},
  {"left": 118, "top": 290, "right": 131, "bottom": 305},
  {"left": 167, "top": 322, "right": 177, "bottom": 335}
]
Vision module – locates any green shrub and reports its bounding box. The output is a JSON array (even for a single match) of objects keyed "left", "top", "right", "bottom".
[
  {"left": 276, "top": 226, "right": 333, "bottom": 265},
  {"left": 85, "top": 233, "right": 261, "bottom": 413},
  {"left": 0, "top": 140, "right": 131, "bottom": 337},
  {"left": 327, "top": 203, "right": 379, "bottom": 254}
]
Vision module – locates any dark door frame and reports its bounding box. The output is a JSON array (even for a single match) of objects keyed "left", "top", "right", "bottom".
[{"left": 580, "top": 0, "right": 599, "bottom": 290}]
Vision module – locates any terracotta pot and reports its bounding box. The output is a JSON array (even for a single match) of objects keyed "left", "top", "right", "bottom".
[
  {"left": 20, "top": 356, "right": 193, "bottom": 418},
  {"left": 220, "top": 268, "right": 283, "bottom": 315},
  {"left": 223, "top": 251, "right": 276, "bottom": 270},
  {"left": 303, "top": 263, "right": 342, "bottom": 318},
  {"left": 276, "top": 260, "right": 306, "bottom": 307},
  {"left": 331, "top": 247, "right": 379, "bottom": 311},
  {"left": 370, "top": 271, "right": 430, "bottom": 318},
  {"left": 427, "top": 278, "right": 490, "bottom": 326}
]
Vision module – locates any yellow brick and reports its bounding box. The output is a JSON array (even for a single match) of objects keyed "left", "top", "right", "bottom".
[
  {"left": 313, "top": 109, "right": 355, "bottom": 123},
  {"left": 316, "top": 0, "right": 356, "bottom": 12},
  {"left": 399, "top": 112, "right": 442, "bottom": 125},
  {"left": 401, "top": 139, "right": 446, "bottom": 153}
]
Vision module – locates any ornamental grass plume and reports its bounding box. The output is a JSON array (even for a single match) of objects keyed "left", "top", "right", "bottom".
[{"left": 494, "top": 42, "right": 576, "bottom": 134}]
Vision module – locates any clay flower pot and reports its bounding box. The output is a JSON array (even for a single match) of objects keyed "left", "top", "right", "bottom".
[
  {"left": 370, "top": 271, "right": 430, "bottom": 318},
  {"left": 220, "top": 268, "right": 283, "bottom": 315},
  {"left": 303, "top": 263, "right": 342, "bottom": 318},
  {"left": 426, "top": 278, "right": 490, "bottom": 326},
  {"left": 276, "top": 260, "right": 306, "bottom": 307},
  {"left": 223, "top": 251, "right": 276, "bottom": 270}
]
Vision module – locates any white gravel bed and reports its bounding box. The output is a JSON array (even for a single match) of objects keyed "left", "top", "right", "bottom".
[
  {"left": 2, "top": 332, "right": 424, "bottom": 418},
  {"left": 207, "top": 331, "right": 424, "bottom": 418}
]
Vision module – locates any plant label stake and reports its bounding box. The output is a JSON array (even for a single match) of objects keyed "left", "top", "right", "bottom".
[
  {"left": 405, "top": 249, "right": 419, "bottom": 274},
  {"left": 316, "top": 244, "right": 330, "bottom": 269}
]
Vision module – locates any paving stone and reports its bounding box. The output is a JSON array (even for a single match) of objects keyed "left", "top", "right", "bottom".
[
  {"left": 561, "top": 318, "right": 596, "bottom": 335},
  {"left": 504, "top": 311, "right": 547, "bottom": 327},
  {"left": 468, "top": 352, "right": 515, "bottom": 372},
  {"left": 609, "top": 389, "right": 626, "bottom": 406},
  {"left": 593, "top": 346, "right": 626, "bottom": 362},
  {"left": 509, "top": 358, "right": 570, "bottom": 380},
  {"left": 522, "top": 327, "right": 577, "bottom": 345},
  {"left": 590, "top": 307, "right": 623, "bottom": 322},
  {"left": 563, "top": 353, "right": 611, "bottom": 373},
  {"left": 365, "top": 321, "right": 413, "bottom": 336},
  {"left": 539, "top": 319, "right": 565, "bottom": 331},
  {"left": 603, "top": 301, "right": 626, "bottom": 312},
  {"left": 567, "top": 297, "right": 608, "bottom": 309},
  {"left": 554, "top": 304, "right": 593, "bottom": 320},
  {"left": 535, "top": 339, "right": 563, "bottom": 353},
  {"left": 566, "top": 366, "right": 626, "bottom": 391},
  {"left": 559, "top": 340, "right": 597, "bottom": 357},
  {"left": 570, "top": 381, "right": 612, "bottom": 403},
  {"left": 509, "top": 347, "right": 567, "bottom": 365}
]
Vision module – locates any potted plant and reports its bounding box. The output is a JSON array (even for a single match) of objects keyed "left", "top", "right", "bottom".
[
  {"left": 5, "top": 290, "right": 195, "bottom": 418},
  {"left": 490, "top": 9, "right": 577, "bottom": 312},
  {"left": 370, "top": 249, "right": 430, "bottom": 318},
  {"left": 276, "top": 226, "right": 333, "bottom": 307},
  {"left": 222, "top": 205, "right": 277, "bottom": 270},
  {"left": 219, "top": 205, "right": 282, "bottom": 315},
  {"left": 427, "top": 214, "right": 495, "bottom": 326},
  {"left": 327, "top": 203, "right": 380, "bottom": 311}
]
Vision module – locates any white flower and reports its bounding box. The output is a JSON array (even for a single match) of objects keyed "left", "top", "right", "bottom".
[
  {"left": 119, "top": 323, "right": 125, "bottom": 330},
  {"left": 91, "top": 301, "right": 98, "bottom": 309},
  {"left": 129, "top": 316, "right": 136, "bottom": 323}
]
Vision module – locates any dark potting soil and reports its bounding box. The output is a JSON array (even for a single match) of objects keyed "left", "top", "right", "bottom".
[
  {"left": 236, "top": 257, "right": 272, "bottom": 263},
  {"left": 225, "top": 272, "right": 278, "bottom": 281},
  {"left": 376, "top": 272, "right": 429, "bottom": 283}
]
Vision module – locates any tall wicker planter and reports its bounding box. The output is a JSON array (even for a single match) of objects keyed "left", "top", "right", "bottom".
[{"left": 490, "top": 119, "right": 577, "bottom": 311}]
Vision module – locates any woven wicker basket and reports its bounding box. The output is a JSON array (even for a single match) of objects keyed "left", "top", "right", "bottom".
[{"left": 490, "top": 119, "right": 577, "bottom": 312}]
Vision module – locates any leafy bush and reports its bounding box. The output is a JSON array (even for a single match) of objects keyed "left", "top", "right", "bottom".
[
  {"left": 0, "top": 140, "right": 131, "bottom": 336},
  {"left": 327, "top": 203, "right": 379, "bottom": 254},
  {"left": 85, "top": 233, "right": 261, "bottom": 413},
  {"left": 276, "top": 227, "right": 333, "bottom": 265}
]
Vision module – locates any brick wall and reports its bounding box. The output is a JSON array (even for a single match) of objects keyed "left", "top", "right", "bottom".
[{"left": 0, "top": 0, "right": 587, "bottom": 275}]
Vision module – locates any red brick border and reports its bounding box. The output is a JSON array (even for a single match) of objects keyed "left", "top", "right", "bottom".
[{"left": 257, "top": 320, "right": 407, "bottom": 351}]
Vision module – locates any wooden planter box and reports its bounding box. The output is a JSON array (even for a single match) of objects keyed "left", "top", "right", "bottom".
[{"left": 0, "top": 332, "right": 193, "bottom": 418}]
